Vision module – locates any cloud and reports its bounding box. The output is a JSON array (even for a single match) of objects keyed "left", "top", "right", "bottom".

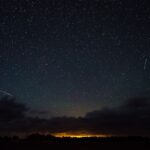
[
  {"left": 0, "top": 96, "right": 28, "bottom": 122},
  {"left": 85, "top": 97, "right": 150, "bottom": 136},
  {"left": 0, "top": 96, "right": 150, "bottom": 137}
]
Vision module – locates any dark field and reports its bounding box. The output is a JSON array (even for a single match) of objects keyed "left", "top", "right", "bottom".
[{"left": 0, "top": 136, "right": 150, "bottom": 150}]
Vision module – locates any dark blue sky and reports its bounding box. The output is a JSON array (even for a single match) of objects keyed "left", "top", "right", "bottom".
[{"left": 0, "top": 0, "right": 150, "bottom": 117}]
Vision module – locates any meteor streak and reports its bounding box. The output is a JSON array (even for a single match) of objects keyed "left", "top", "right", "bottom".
[
  {"left": 144, "top": 58, "right": 148, "bottom": 70},
  {"left": 0, "top": 90, "right": 13, "bottom": 97}
]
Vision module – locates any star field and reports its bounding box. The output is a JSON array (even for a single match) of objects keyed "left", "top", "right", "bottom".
[{"left": 0, "top": 0, "right": 150, "bottom": 117}]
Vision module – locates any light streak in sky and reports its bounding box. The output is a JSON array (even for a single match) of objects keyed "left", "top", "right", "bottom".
[
  {"left": 0, "top": 90, "right": 13, "bottom": 97},
  {"left": 144, "top": 58, "right": 148, "bottom": 70}
]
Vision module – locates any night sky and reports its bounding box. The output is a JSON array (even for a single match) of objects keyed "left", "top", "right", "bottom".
[{"left": 0, "top": 0, "right": 150, "bottom": 136}]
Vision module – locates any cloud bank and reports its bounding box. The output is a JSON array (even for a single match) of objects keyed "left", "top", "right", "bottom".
[{"left": 0, "top": 96, "right": 150, "bottom": 137}]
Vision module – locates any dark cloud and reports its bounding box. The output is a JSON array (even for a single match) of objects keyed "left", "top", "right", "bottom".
[
  {"left": 0, "top": 97, "right": 150, "bottom": 137},
  {"left": 85, "top": 97, "right": 150, "bottom": 136},
  {"left": 122, "top": 97, "right": 150, "bottom": 110},
  {"left": 0, "top": 96, "right": 28, "bottom": 122}
]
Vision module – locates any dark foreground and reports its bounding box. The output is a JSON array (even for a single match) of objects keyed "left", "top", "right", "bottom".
[{"left": 0, "top": 136, "right": 150, "bottom": 150}]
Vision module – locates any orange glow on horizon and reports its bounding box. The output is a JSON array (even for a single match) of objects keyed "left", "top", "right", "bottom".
[{"left": 52, "top": 132, "right": 110, "bottom": 138}]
